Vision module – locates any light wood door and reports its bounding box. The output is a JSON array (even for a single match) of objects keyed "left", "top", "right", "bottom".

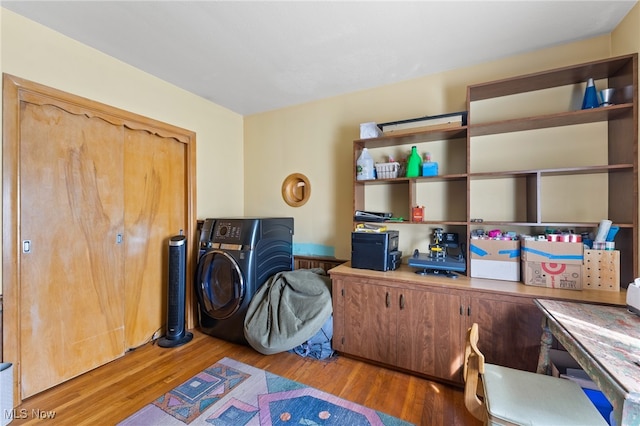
[
  {"left": 397, "top": 288, "right": 462, "bottom": 382},
  {"left": 3, "top": 74, "right": 197, "bottom": 405},
  {"left": 19, "top": 102, "right": 126, "bottom": 398},
  {"left": 124, "top": 128, "right": 187, "bottom": 348}
]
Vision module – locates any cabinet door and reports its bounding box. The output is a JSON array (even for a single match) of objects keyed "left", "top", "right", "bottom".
[
  {"left": 19, "top": 102, "right": 125, "bottom": 398},
  {"left": 340, "top": 279, "right": 397, "bottom": 365},
  {"left": 397, "top": 288, "right": 462, "bottom": 382},
  {"left": 467, "top": 294, "right": 543, "bottom": 372}
]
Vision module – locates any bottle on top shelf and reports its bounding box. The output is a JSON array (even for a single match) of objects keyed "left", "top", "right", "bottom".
[{"left": 406, "top": 146, "right": 421, "bottom": 177}]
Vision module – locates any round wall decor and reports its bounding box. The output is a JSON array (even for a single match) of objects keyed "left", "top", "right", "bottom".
[{"left": 281, "top": 173, "right": 311, "bottom": 207}]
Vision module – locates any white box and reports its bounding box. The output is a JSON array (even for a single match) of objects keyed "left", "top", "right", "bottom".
[
  {"left": 471, "top": 258, "right": 520, "bottom": 281},
  {"left": 470, "top": 239, "right": 520, "bottom": 281},
  {"left": 1, "top": 363, "right": 13, "bottom": 425}
]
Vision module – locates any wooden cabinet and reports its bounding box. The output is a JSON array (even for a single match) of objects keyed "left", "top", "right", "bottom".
[
  {"left": 353, "top": 54, "right": 638, "bottom": 285},
  {"left": 333, "top": 274, "right": 462, "bottom": 382},
  {"left": 293, "top": 255, "right": 346, "bottom": 272},
  {"left": 330, "top": 264, "right": 627, "bottom": 385},
  {"left": 396, "top": 285, "right": 462, "bottom": 382},
  {"left": 465, "top": 293, "right": 543, "bottom": 372}
]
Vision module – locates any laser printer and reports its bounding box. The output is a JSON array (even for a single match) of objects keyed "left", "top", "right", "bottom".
[{"left": 351, "top": 230, "right": 402, "bottom": 271}]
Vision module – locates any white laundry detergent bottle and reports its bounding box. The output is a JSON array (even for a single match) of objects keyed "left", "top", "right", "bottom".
[{"left": 356, "top": 148, "right": 375, "bottom": 180}]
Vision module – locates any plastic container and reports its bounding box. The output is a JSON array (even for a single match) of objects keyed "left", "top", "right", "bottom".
[
  {"left": 374, "top": 162, "right": 400, "bottom": 179},
  {"left": 421, "top": 152, "right": 439, "bottom": 177},
  {"left": 582, "top": 388, "right": 613, "bottom": 424},
  {"left": 406, "top": 146, "right": 421, "bottom": 177},
  {"left": 356, "top": 148, "right": 375, "bottom": 180}
]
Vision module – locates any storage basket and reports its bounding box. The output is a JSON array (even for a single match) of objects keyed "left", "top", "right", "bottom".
[{"left": 375, "top": 162, "right": 400, "bottom": 179}]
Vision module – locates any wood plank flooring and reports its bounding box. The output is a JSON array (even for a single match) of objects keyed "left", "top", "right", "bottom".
[{"left": 9, "top": 330, "right": 481, "bottom": 425}]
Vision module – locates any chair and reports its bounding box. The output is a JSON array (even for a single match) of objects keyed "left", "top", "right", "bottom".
[{"left": 463, "top": 323, "right": 608, "bottom": 426}]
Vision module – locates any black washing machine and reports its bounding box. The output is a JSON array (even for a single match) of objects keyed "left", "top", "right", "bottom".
[{"left": 195, "top": 217, "right": 293, "bottom": 344}]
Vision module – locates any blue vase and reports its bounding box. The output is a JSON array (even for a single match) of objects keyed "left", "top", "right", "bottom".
[{"left": 582, "top": 78, "right": 600, "bottom": 109}]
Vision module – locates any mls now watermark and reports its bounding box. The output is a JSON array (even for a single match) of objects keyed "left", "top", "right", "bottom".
[{"left": 5, "top": 408, "right": 57, "bottom": 420}]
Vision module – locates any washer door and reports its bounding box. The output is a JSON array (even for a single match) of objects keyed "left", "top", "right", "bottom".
[{"left": 196, "top": 250, "right": 245, "bottom": 320}]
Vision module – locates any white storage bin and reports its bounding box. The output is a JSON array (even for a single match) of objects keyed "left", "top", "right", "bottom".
[
  {"left": 374, "top": 162, "right": 400, "bottom": 179},
  {"left": 1, "top": 363, "right": 13, "bottom": 425}
]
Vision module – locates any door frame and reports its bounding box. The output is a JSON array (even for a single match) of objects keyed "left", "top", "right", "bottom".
[{"left": 2, "top": 73, "right": 197, "bottom": 405}]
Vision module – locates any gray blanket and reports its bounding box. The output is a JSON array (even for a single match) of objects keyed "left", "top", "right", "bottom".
[{"left": 243, "top": 268, "right": 332, "bottom": 355}]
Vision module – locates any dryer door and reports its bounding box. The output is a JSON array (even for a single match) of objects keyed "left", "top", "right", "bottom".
[{"left": 196, "top": 250, "right": 245, "bottom": 320}]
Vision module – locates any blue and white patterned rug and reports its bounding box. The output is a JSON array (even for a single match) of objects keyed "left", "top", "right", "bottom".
[{"left": 118, "top": 357, "right": 414, "bottom": 425}]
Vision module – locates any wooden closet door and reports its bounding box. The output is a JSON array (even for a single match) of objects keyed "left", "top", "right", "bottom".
[
  {"left": 124, "top": 128, "right": 187, "bottom": 348},
  {"left": 19, "top": 102, "right": 125, "bottom": 398}
]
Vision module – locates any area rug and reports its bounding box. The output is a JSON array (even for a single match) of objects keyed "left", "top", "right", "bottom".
[{"left": 118, "top": 357, "right": 413, "bottom": 425}]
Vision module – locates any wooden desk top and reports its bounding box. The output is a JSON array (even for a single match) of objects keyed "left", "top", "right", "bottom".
[
  {"left": 329, "top": 263, "right": 628, "bottom": 306},
  {"left": 537, "top": 299, "right": 640, "bottom": 394},
  {"left": 536, "top": 299, "right": 640, "bottom": 425}
]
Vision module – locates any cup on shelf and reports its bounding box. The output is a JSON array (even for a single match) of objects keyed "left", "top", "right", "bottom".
[{"left": 599, "top": 88, "right": 616, "bottom": 106}]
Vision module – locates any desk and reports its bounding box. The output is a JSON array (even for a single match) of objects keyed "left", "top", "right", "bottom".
[{"left": 535, "top": 299, "right": 640, "bottom": 426}]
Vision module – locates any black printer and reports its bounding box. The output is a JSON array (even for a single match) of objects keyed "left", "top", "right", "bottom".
[{"left": 351, "top": 230, "right": 402, "bottom": 271}]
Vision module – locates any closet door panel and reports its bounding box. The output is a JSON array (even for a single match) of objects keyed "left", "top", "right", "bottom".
[
  {"left": 124, "top": 128, "right": 187, "bottom": 348},
  {"left": 19, "top": 102, "right": 125, "bottom": 398}
]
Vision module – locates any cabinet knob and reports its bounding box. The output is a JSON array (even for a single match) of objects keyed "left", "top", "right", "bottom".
[
  {"left": 399, "top": 294, "right": 405, "bottom": 310},
  {"left": 385, "top": 292, "right": 390, "bottom": 308}
]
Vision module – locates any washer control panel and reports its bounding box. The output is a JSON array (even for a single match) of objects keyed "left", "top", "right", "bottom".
[{"left": 213, "top": 220, "right": 244, "bottom": 243}]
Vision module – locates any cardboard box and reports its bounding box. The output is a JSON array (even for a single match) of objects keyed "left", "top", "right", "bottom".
[
  {"left": 521, "top": 240, "right": 583, "bottom": 264},
  {"left": 521, "top": 260, "right": 583, "bottom": 290},
  {"left": 470, "top": 239, "right": 520, "bottom": 281},
  {"left": 521, "top": 240, "right": 584, "bottom": 290}
]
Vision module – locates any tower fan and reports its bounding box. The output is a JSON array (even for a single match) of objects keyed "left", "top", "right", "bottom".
[{"left": 158, "top": 233, "right": 193, "bottom": 348}]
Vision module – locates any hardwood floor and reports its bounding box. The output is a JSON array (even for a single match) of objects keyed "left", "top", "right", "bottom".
[{"left": 9, "top": 330, "right": 481, "bottom": 425}]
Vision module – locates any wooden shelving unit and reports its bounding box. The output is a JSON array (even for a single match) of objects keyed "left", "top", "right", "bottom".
[{"left": 352, "top": 53, "right": 638, "bottom": 285}]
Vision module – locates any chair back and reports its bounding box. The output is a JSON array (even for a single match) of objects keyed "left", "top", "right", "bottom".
[{"left": 464, "top": 323, "right": 487, "bottom": 423}]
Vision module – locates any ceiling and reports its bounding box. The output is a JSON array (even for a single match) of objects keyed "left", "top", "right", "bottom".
[{"left": 2, "top": 1, "right": 637, "bottom": 116}]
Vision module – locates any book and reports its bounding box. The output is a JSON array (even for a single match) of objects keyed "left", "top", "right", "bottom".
[
  {"left": 354, "top": 223, "right": 388, "bottom": 233},
  {"left": 378, "top": 111, "right": 467, "bottom": 134}
]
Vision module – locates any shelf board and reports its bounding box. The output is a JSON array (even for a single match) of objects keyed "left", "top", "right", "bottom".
[
  {"left": 470, "top": 221, "right": 634, "bottom": 228},
  {"left": 468, "top": 54, "right": 635, "bottom": 101},
  {"left": 355, "top": 127, "right": 467, "bottom": 149},
  {"left": 353, "top": 220, "right": 467, "bottom": 226},
  {"left": 406, "top": 220, "right": 467, "bottom": 226},
  {"left": 469, "top": 104, "right": 633, "bottom": 137},
  {"left": 355, "top": 173, "right": 468, "bottom": 184},
  {"left": 470, "top": 164, "right": 634, "bottom": 179}
]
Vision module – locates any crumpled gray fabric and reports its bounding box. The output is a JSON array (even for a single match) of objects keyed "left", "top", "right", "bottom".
[{"left": 244, "top": 268, "right": 332, "bottom": 355}]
